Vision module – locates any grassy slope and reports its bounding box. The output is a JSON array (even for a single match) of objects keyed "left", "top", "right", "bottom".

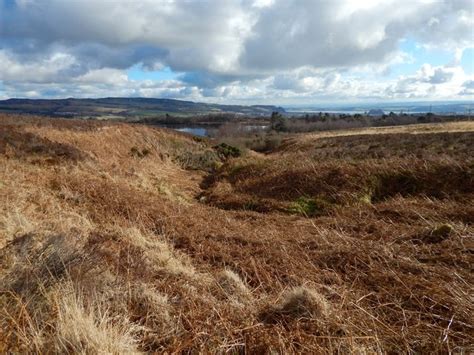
[{"left": 0, "top": 115, "right": 473, "bottom": 353}]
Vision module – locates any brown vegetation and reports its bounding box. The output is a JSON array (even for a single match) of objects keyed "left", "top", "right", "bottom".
[{"left": 1, "top": 114, "right": 473, "bottom": 353}]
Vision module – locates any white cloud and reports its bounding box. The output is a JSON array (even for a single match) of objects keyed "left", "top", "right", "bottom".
[
  {"left": 0, "top": 50, "right": 77, "bottom": 83},
  {"left": 1, "top": 0, "right": 254, "bottom": 73},
  {"left": 0, "top": 0, "right": 472, "bottom": 102},
  {"left": 384, "top": 64, "right": 472, "bottom": 99},
  {"left": 240, "top": 0, "right": 472, "bottom": 72},
  {"left": 75, "top": 68, "right": 128, "bottom": 85}
]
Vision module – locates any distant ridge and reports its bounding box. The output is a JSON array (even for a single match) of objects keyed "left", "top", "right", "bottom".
[{"left": 0, "top": 97, "right": 286, "bottom": 118}]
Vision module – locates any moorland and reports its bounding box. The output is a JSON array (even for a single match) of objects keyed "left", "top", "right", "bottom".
[{"left": 0, "top": 114, "right": 473, "bottom": 353}]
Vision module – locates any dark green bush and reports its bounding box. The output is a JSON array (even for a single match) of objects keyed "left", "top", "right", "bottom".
[{"left": 214, "top": 143, "right": 242, "bottom": 159}]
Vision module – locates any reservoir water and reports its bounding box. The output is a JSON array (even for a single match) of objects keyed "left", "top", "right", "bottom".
[
  {"left": 157, "top": 124, "right": 269, "bottom": 137},
  {"left": 175, "top": 127, "right": 208, "bottom": 137}
]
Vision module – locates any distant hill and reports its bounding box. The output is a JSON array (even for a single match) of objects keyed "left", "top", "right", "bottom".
[
  {"left": 368, "top": 109, "right": 385, "bottom": 116},
  {"left": 285, "top": 101, "right": 472, "bottom": 115},
  {"left": 0, "top": 97, "right": 285, "bottom": 119}
]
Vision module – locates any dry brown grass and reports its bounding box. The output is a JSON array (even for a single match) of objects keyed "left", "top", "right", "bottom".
[
  {"left": 0, "top": 115, "right": 473, "bottom": 353},
  {"left": 54, "top": 284, "right": 142, "bottom": 354},
  {"left": 260, "top": 286, "right": 331, "bottom": 323},
  {"left": 296, "top": 120, "right": 474, "bottom": 143}
]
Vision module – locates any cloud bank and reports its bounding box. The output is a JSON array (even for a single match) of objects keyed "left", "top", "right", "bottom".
[{"left": 0, "top": 0, "right": 473, "bottom": 102}]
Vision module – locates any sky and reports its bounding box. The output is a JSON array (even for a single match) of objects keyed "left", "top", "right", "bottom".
[{"left": 0, "top": 0, "right": 473, "bottom": 104}]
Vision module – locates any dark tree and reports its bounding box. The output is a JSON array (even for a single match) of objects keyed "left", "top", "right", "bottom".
[{"left": 270, "top": 111, "right": 288, "bottom": 132}]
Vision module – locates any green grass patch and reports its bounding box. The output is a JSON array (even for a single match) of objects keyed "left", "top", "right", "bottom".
[{"left": 288, "top": 196, "right": 333, "bottom": 217}]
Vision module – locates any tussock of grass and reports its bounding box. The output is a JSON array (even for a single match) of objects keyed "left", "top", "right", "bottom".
[
  {"left": 120, "top": 227, "right": 198, "bottom": 278},
  {"left": 0, "top": 210, "right": 36, "bottom": 242},
  {"left": 260, "top": 286, "right": 331, "bottom": 323},
  {"left": 54, "top": 285, "right": 141, "bottom": 354},
  {"left": 101, "top": 281, "right": 180, "bottom": 350},
  {"left": 215, "top": 269, "right": 253, "bottom": 305}
]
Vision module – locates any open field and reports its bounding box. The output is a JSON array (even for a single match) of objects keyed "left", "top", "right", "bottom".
[{"left": 0, "top": 115, "right": 473, "bottom": 353}]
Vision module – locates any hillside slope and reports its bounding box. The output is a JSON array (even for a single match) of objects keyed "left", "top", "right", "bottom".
[
  {"left": 0, "top": 98, "right": 285, "bottom": 118},
  {"left": 0, "top": 115, "right": 473, "bottom": 353}
]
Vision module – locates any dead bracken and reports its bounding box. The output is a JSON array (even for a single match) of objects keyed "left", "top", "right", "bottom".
[{"left": 0, "top": 115, "right": 473, "bottom": 353}]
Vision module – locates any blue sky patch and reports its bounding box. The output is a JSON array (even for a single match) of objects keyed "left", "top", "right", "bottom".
[
  {"left": 387, "top": 38, "right": 454, "bottom": 78},
  {"left": 461, "top": 48, "right": 474, "bottom": 75},
  {"left": 127, "top": 65, "right": 178, "bottom": 81}
]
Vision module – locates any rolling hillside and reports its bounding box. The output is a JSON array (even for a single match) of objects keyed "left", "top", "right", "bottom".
[
  {"left": 0, "top": 115, "right": 473, "bottom": 353},
  {"left": 0, "top": 98, "right": 285, "bottom": 119}
]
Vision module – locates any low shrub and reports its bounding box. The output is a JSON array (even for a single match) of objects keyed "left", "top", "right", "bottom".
[
  {"left": 213, "top": 143, "right": 242, "bottom": 159},
  {"left": 174, "top": 150, "right": 221, "bottom": 172},
  {"left": 243, "top": 133, "right": 283, "bottom": 153}
]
